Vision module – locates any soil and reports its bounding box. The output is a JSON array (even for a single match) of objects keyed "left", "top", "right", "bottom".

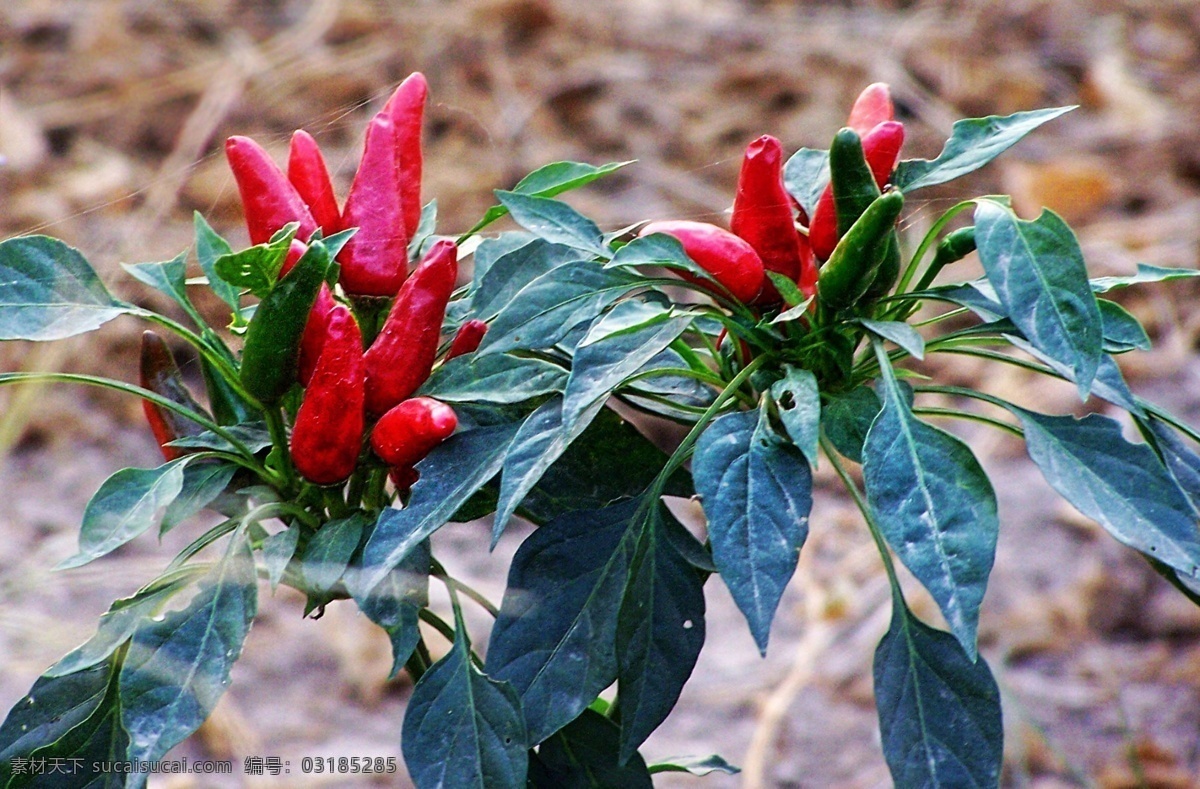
[{"left": 4, "top": 1, "right": 1200, "bottom": 786}]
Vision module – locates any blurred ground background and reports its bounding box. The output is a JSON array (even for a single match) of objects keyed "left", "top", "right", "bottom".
[{"left": 3, "top": 0, "right": 1200, "bottom": 786}]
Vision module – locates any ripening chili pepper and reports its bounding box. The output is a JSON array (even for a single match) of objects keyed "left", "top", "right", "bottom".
[
  {"left": 140, "top": 331, "right": 207, "bottom": 461},
  {"left": 339, "top": 114, "right": 408, "bottom": 297},
  {"left": 731, "top": 135, "right": 817, "bottom": 301},
  {"left": 638, "top": 220, "right": 765, "bottom": 304},
  {"left": 370, "top": 397, "right": 458, "bottom": 469},
  {"left": 817, "top": 189, "right": 905, "bottom": 312},
  {"left": 291, "top": 304, "right": 365, "bottom": 485},
  {"left": 363, "top": 239, "right": 458, "bottom": 416},
  {"left": 847, "top": 83, "right": 894, "bottom": 136},
  {"left": 225, "top": 136, "right": 319, "bottom": 246},
  {"left": 383, "top": 72, "right": 428, "bottom": 242},
  {"left": 240, "top": 240, "right": 332, "bottom": 404},
  {"left": 298, "top": 284, "right": 338, "bottom": 387},
  {"left": 288, "top": 130, "right": 342, "bottom": 239},
  {"left": 445, "top": 319, "right": 488, "bottom": 360}
]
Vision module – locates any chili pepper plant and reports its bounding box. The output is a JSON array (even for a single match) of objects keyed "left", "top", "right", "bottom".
[{"left": 3, "top": 77, "right": 1200, "bottom": 787}]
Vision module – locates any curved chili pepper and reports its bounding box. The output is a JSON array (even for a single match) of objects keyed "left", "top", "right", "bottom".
[
  {"left": 339, "top": 114, "right": 408, "bottom": 296},
  {"left": 383, "top": 72, "right": 428, "bottom": 242},
  {"left": 240, "top": 240, "right": 332, "bottom": 404},
  {"left": 363, "top": 239, "right": 458, "bottom": 416},
  {"left": 861, "top": 121, "right": 905, "bottom": 190},
  {"left": 370, "top": 396, "right": 457, "bottom": 469},
  {"left": 638, "top": 220, "right": 765, "bottom": 303},
  {"left": 225, "top": 136, "right": 318, "bottom": 246},
  {"left": 731, "top": 134, "right": 816, "bottom": 301},
  {"left": 140, "top": 331, "right": 207, "bottom": 461},
  {"left": 445, "top": 319, "right": 488, "bottom": 360},
  {"left": 288, "top": 130, "right": 342, "bottom": 239},
  {"left": 847, "top": 82, "right": 894, "bottom": 135},
  {"left": 817, "top": 189, "right": 905, "bottom": 312},
  {"left": 291, "top": 304, "right": 365, "bottom": 485}
]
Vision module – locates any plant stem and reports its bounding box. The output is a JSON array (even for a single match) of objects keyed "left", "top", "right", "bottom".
[{"left": 822, "top": 438, "right": 902, "bottom": 595}]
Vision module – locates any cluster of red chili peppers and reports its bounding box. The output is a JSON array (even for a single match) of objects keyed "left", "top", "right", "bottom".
[{"left": 641, "top": 83, "right": 904, "bottom": 310}]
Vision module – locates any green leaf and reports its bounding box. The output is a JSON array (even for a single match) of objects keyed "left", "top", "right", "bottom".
[
  {"left": 514, "top": 160, "right": 633, "bottom": 198},
  {"left": 402, "top": 619, "right": 527, "bottom": 789},
  {"left": 562, "top": 301, "right": 693, "bottom": 431},
  {"left": 0, "top": 235, "right": 129, "bottom": 340},
  {"left": 420, "top": 353, "right": 567, "bottom": 405},
  {"left": 58, "top": 458, "right": 190, "bottom": 570},
  {"left": 161, "top": 459, "right": 239, "bottom": 535},
  {"left": 478, "top": 261, "right": 641, "bottom": 356},
  {"left": 858, "top": 318, "right": 925, "bottom": 360},
  {"left": 123, "top": 251, "right": 200, "bottom": 324},
  {"left": 408, "top": 199, "right": 439, "bottom": 260},
  {"left": 649, "top": 754, "right": 741, "bottom": 776},
  {"left": 782, "top": 147, "right": 829, "bottom": 218},
  {"left": 486, "top": 500, "right": 639, "bottom": 744},
  {"left": 693, "top": 408, "right": 811, "bottom": 654},
  {"left": 0, "top": 662, "right": 112, "bottom": 778},
  {"left": 262, "top": 524, "right": 299, "bottom": 590},
  {"left": 356, "top": 422, "right": 521, "bottom": 596},
  {"left": 893, "top": 106, "right": 1075, "bottom": 191},
  {"left": 1143, "top": 417, "right": 1200, "bottom": 516},
  {"left": 119, "top": 534, "right": 257, "bottom": 768},
  {"left": 166, "top": 421, "right": 272, "bottom": 454},
  {"left": 874, "top": 594, "right": 1003, "bottom": 787},
  {"left": 532, "top": 709, "right": 653, "bottom": 787},
  {"left": 1099, "top": 299, "right": 1151, "bottom": 353},
  {"left": 823, "top": 383, "right": 913, "bottom": 464},
  {"left": 770, "top": 366, "right": 821, "bottom": 467},
  {"left": 863, "top": 351, "right": 998, "bottom": 658},
  {"left": 301, "top": 512, "right": 368, "bottom": 593},
  {"left": 604, "top": 233, "right": 716, "bottom": 286},
  {"left": 212, "top": 233, "right": 294, "bottom": 299},
  {"left": 975, "top": 201, "right": 1102, "bottom": 399},
  {"left": 470, "top": 238, "right": 586, "bottom": 321},
  {"left": 1012, "top": 407, "right": 1200, "bottom": 579},
  {"left": 193, "top": 212, "right": 240, "bottom": 312},
  {"left": 1006, "top": 334, "right": 1143, "bottom": 415},
  {"left": 765, "top": 271, "right": 809, "bottom": 309},
  {"left": 469, "top": 232, "right": 536, "bottom": 290},
  {"left": 352, "top": 541, "right": 430, "bottom": 678},
  {"left": 615, "top": 505, "right": 706, "bottom": 762},
  {"left": 493, "top": 395, "right": 608, "bottom": 544},
  {"left": 921, "top": 280, "right": 1006, "bottom": 322},
  {"left": 1090, "top": 262, "right": 1200, "bottom": 293},
  {"left": 495, "top": 192, "right": 606, "bottom": 257}
]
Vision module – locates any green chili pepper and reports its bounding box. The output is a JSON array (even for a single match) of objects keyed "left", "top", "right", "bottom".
[
  {"left": 830, "top": 127, "right": 882, "bottom": 238},
  {"left": 817, "top": 188, "right": 905, "bottom": 312},
  {"left": 859, "top": 231, "right": 902, "bottom": 304},
  {"left": 240, "top": 239, "right": 332, "bottom": 404},
  {"left": 932, "top": 226, "right": 977, "bottom": 270}
]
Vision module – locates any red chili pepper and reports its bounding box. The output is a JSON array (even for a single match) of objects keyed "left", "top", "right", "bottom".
[
  {"left": 862, "top": 121, "right": 905, "bottom": 188},
  {"left": 225, "top": 136, "right": 318, "bottom": 246},
  {"left": 445, "top": 319, "right": 488, "bottom": 360},
  {"left": 383, "top": 72, "right": 428, "bottom": 242},
  {"left": 847, "top": 82, "right": 894, "bottom": 135},
  {"left": 638, "top": 220, "right": 765, "bottom": 303},
  {"left": 140, "top": 331, "right": 206, "bottom": 461},
  {"left": 340, "top": 114, "right": 408, "bottom": 297},
  {"left": 731, "top": 135, "right": 817, "bottom": 301},
  {"left": 298, "top": 283, "right": 337, "bottom": 387},
  {"left": 291, "top": 304, "right": 365, "bottom": 485},
  {"left": 363, "top": 239, "right": 458, "bottom": 416},
  {"left": 280, "top": 239, "right": 307, "bottom": 277},
  {"left": 389, "top": 465, "right": 420, "bottom": 493},
  {"left": 370, "top": 397, "right": 457, "bottom": 469},
  {"left": 288, "top": 130, "right": 342, "bottom": 239}
]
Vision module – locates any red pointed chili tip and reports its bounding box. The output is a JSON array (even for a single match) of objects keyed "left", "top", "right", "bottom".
[
  {"left": 291, "top": 304, "right": 365, "bottom": 486},
  {"left": 340, "top": 114, "right": 409, "bottom": 296},
  {"left": 298, "top": 284, "right": 338, "bottom": 387},
  {"left": 383, "top": 72, "right": 428, "bottom": 242},
  {"left": 862, "top": 120, "right": 905, "bottom": 188},
  {"left": 363, "top": 239, "right": 459, "bottom": 416},
  {"left": 639, "top": 220, "right": 765, "bottom": 304},
  {"left": 731, "top": 135, "right": 814, "bottom": 302},
  {"left": 225, "top": 136, "right": 318, "bottom": 246},
  {"left": 371, "top": 396, "right": 458, "bottom": 469},
  {"left": 279, "top": 239, "right": 308, "bottom": 278},
  {"left": 847, "top": 83, "right": 894, "bottom": 136},
  {"left": 288, "top": 130, "right": 342, "bottom": 239},
  {"left": 445, "top": 319, "right": 488, "bottom": 360}
]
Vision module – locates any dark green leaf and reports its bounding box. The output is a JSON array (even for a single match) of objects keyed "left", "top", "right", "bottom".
[
  {"left": 863, "top": 353, "right": 998, "bottom": 658},
  {"left": 161, "top": 459, "right": 239, "bottom": 534},
  {"left": 627, "top": 347, "right": 714, "bottom": 408},
  {"left": 975, "top": 201, "right": 1101, "bottom": 398},
  {"left": 357, "top": 423, "right": 521, "bottom": 596},
  {"left": 770, "top": 366, "right": 821, "bottom": 467},
  {"left": 894, "top": 107, "right": 1075, "bottom": 191},
  {"left": 193, "top": 212, "right": 240, "bottom": 312},
  {"left": 478, "top": 262, "right": 641, "bottom": 356},
  {"left": 858, "top": 318, "right": 925, "bottom": 360},
  {"left": 0, "top": 663, "right": 112, "bottom": 774},
  {"left": 1143, "top": 417, "right": 1200, "bottom": 516},
  {"left": 604, "top": 233, "right": 716, "bottom": 287},
  {"left": 58, "top": 458, "right": 190, "bottom": 570},
  {"left": 1099, "top": 299, "right": 1151, "bottom": 353},
  {"left": 533, "top": 709, "right": 653, "bottom": 788},
  {"left": 1012, "top": 407, "right": 1200, "bottom": 579},
  {"left": 495, "top": 192, "right": 606, "bottom": 257},
  {"left": 166, "top": 421, "right": 272, "bottom": 454},
  {"left": 408, "top": 199, "right": 439, "bottom": 259},
  {"left": 782, "top": 147, "right": 830, "bottom": 218},
  {"left": 353, "top": 541, "right": 430, "bottom": 678},
  {"left": 470, "top": 238, "right": 586, "bottom": 321},
  {"left": 119, "top": 535, "right": 257, "bottom": 766},
  {"left": 874, "top": 595, "right": 1003, "bottom": 787},
  {"left": 514, "top": 160, "right": 632, "bottom": 198},
  {"left": 469, "top": 232, "right": 536, "bottom": 291},
  {"left": 421, "top": 354, "right": 568, "bottom": 405},
  {"left": 921, "top": 281, "right": 1006, "bottom": 322},
  {"left": 823, "top": 384, "right": 914, "bottom": 464},
  {"left": 403, "top": 621, "right": 527, "bottom": 789},
  {"left": 615, "top": 507, "right": 706, "bottom": 761},
  {"left": 301, "top": 512, "right": 368, "bottom": 593},
  {"left": 123, "top": 251, "right": 198, "bottom": 322},
  {"left": 693, "top": 408, "right": 810, "bottom": 654},
  {"left": 649, "top": 754, "right": 741, "bottom": 776},
  {"left": 1006, "top": 334, "right": 1142, "bottom": 415},
  {"left": 0, "top": 235, "right": 128, "bottom": 340},
  {"left": 486, "top": 500, "right": 639, "bottom": 744},
  {"left": 1090, "top": 262, "right": 1200, "bottom": 293},
  {"left": 765, "top": 271, "right": 809, "bottom": 309},
  {"left": 262, "top": 524, "right": 299, "bottom": 590}
]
